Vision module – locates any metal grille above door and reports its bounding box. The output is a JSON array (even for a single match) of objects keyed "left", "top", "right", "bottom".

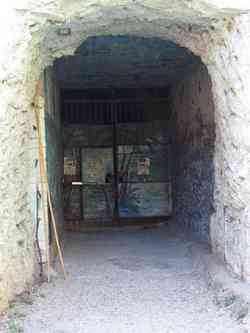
[{"left": 62, "top": 98, "right": 169, "bottom": 124}]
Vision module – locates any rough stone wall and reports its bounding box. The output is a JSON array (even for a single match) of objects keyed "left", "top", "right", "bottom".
[
  {"left": 1, "top": 0, "right": 250, "bottom": 313},
  {"left": 0, "top": 6, "right": 37, "bottom": 312},
  {"left": 55, "top": 36, "right": 199, "bottom": 89},
  {"left": 170, "top": 63, "right": 215, "bottom": 242},
  {"left": 207, "top": 14, "right": 250, "bottom": 279}
]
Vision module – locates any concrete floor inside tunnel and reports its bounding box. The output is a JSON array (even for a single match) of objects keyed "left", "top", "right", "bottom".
[{"left": 2, "top": 225, "right": 245, "bottom": 333}]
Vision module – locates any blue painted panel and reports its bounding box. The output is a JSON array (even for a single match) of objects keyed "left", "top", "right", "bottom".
[{"left": 119, "top": 183, "right": 172, "bottom": 217}]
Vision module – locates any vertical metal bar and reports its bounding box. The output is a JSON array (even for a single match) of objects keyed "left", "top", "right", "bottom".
[
  {"left": 112, "top": 100, "right": 119, "bottom": 224},
  {"left": 79, "top": 147, "right": 84, "bottom": 221}
]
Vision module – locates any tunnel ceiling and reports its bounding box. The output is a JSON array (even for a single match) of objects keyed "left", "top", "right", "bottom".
[{"left": 55, "top": 36, "right": 201, "bottom": 89}]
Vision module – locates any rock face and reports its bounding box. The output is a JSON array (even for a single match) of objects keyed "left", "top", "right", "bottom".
[
  {"left": 55, "top": 36, "right": 200, "bottom": 89},
  {"left": 1, "top": 0, "right": 250, "bottom": 312}
]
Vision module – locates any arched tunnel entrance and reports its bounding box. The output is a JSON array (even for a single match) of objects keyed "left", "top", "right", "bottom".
[
  {"left": 18, "top": 36, "right": 229, "bottom": 331},
  {"left": 42, "top": 35, "right": 215, "bottom": 244},
  {"left": 1, "top": 0, "right": 250, "bottom": 328},
  {"left": 1, "top": 1, "right": 250, "bottom": 328}
]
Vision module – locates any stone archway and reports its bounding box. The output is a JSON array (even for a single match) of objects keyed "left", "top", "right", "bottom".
[{"left": 1, "top": 0, "right": 250, "bottom": 312}]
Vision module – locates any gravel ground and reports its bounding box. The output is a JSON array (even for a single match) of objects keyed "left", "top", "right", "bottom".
[{"left": 1, "top": 225, "right": 245, "bottom": 333}]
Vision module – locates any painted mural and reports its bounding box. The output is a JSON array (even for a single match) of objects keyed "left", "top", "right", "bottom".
[
  {"left": 117, "top": 144, "right": 171, "bottom": 217},
  {"left": 63, "top": 119, "right": 172, "bottom": 222},
  {"left": 81, "top": 148, "right": 114, "bottom": 219},
  {"left": 119, "top": 183, "right": 172, "bottom": 217},
  {"left": 83, "top": 184, "right": 114, "bottom": 219}
]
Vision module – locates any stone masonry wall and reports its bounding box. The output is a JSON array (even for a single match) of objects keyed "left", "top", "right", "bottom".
[{"left": 170, "top": 63, "right": 215, "bottom": 242}]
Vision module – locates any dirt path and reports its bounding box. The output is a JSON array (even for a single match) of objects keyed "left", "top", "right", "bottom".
[{"left": 1, "top": 226, "right": 245, "bottom": 332}]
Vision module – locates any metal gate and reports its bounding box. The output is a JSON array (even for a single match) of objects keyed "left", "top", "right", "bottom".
[{"left": 63, "top": 97, "right": 172, "bottom": 230}]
